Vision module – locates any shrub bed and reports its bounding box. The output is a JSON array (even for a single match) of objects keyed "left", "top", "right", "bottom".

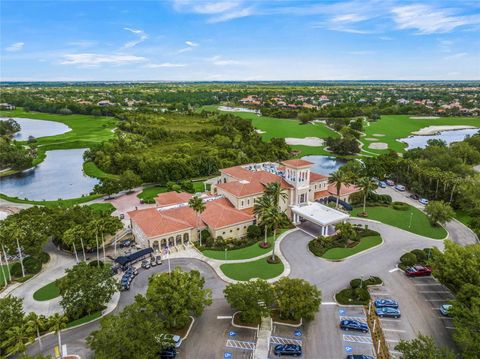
[
  {"left": 335, "top": 276, "right": 383, "bottom": 305},
  {"left": 398, "top": 248, "right": 433, "bottom": 270},
  {"left": 350, "top": 191, "right": 392, "bottom": 207},
  {"left": 10, "top": 254, "right": 46, "bottom": 278},
  {"left": 392, "top": 201, "right": 410, "bottom": 211}
]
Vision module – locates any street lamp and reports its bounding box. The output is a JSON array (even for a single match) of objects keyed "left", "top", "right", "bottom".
[
  {"left": 224, "top": 248, "right": 227, "bottom": 260},
  {"left": 408, "top": 212, "right": 413, "bottom": 229}
]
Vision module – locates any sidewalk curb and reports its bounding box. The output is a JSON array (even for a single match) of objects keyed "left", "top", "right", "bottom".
[{"left": 231, "top": 311, "right": 259, "bottom": 330}]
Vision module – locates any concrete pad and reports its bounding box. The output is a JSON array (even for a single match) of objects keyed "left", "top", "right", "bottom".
[
  {"left": 372, "top": 134, "right": 386, "bottom": 137},
  {"left": 285, "top": 137, "right": 325, "bottom": 147},
  {"left": 364, "top": 138, "right": 379, "bottom": 141},
  {"left": 368, "top": 142, "right": 388, "bottom": 149}
]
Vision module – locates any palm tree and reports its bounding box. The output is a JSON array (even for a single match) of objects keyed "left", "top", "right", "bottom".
[
  {"left": 0, "top": 242, "right": 12, "bottom": 283},
  {"left": 253, "top": 195, "right": 275, "bottom": 246},
  {"left": 63, "top": 228, "right": 80, "bottom": 263},
  {"left": 356, "top": 177, "right": 378, "bottom": 214},
  {"left": 25, "top": 312, "right": 48, "bottom": 351},
  {"left": 1, "top": 324, "right": 35, "bottom": 356},
  {"left": 11, "top": 226, "right": 26, "bottom": 278},
  {"left": 67, "top": 225, "right": 86, "bottom": 261},
  {"left": 261, "top": 206, "right": 289, "bottom": 261},
  {"left": 48, "top": 313, "right": 68, "bottom": 359},
  {"left": 188, "top": 196, "right": 206, "bottom": 246},
  {"left": 264, "top": 182, "right": 288, "bottom": 209},
  {"left": 328, "top": 170, "right": 351, "bottom": 209}
]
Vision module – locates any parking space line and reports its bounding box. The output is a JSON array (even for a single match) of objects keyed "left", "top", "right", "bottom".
[
  {"left": 370, "top": 292, "right": 391, "bottom": 296},
  {"left": 389, "top": 268, "right": 400, "bottom": 273},
  {"left": 340, "top": 316, "right": 367, "bottom": 322},
  {"left": 343, "top": 335, "right": 373, "bottom": 344},
  {"left": 226, "top": 340, "right": 256, "bottom": 351},
  {"left": 385, "top": 339, "right": 400, "bottom": 343},
  {"left": 414, "top": 283, "right": 442, "bottom": 286},
  {"left": 270, "top": 336, "right": 302, "bottom": 345},
  {"left": 426, "top": 299, "right": 447, "bottom": 302},
  {"left": 379, "top": 318, "right": 402, "bottom": 322},
  {"left": 383, "top": 329, "right": 406, "bottom": 333},
  {"left": 419, "top": 291, "right": 451, "bottom": 294}
]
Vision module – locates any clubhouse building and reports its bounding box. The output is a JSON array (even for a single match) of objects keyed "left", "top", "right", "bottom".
[{"left": 128, "top": 159, "right": 359, "bottom": 251}]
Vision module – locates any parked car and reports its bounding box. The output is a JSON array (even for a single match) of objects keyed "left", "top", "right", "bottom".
[
  {"left": 394, "top": 184, "right": 406, "bottom": 191},
  {"left": 273, "top": 344, "right": 302, "bottom": 356},
  {"left": 419, "top": 198, "right": 429, "bottom": 205},
  {"left": 376, "top": 307, "right": 401, "bottom": 318},
  {"left": 346, "top": 355, "right": 374, "bottom": 359},
  {"left": 159, "top": 347, "right": 176, "bottom": 359},
  {"left": 386, "top": 179, "right": 395, "bottom": 186},
  {"left": 409, "top": 194, "right": 420, "bottom": 200},
  {"left": 374, "top": 299, "right": 399, "bottom": 309},
  {"left": 378, "top": 181, "right": 387, "bottom": 188},
  {"left": 151, "top": 257, "right": 157, "bottom": 267},
  {"left": 125, "top": 267, "right": 137, "bottom": 277},
  {"left": 405, "top": 265, "right": 432, "bottom": 277},
  {"left": 141, "top": 260, "right": 151, "bottom": 269},
  {"left": 156, "top": 256, "right": 163, "bottom": 265},
  {"left": 339, "top": 320, "right": 369, "bottom": 333},
  {"left": 440, "top": 304, "right": 453, "bottom": 316}
]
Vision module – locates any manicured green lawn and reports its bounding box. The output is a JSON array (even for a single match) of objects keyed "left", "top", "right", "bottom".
[
  {"left": 138, "top": 181, "right": 208, "bottom": 203},
  {"left": 220, "top": 257, "right": 284, "bottom": 281},
  {"left": 202, "top": 230, "right": 287, "bottom": 260},
  {"left": 361, "top": 115, "right": 480, "bottom": 155},
  {"left": 89, "top": 203, "right": 116, "bottom": 214},
  {"left": 0, "top": 193, "right": 102, "bottom": 207},
  {"left": 33, "top": 281, "right": 60, "bottom": 301},
  {"left": 66, "top": 311, "right": 102, "bottom": 328},
  {"left": 0, "top": 264, "right": 13, "bottom": 287},
  {"left": 351, "top": 205, "right": 447, "bottom": 239},
  {"left": 83, "top": 161, "right": 119, "bottom": 180},
  {"left": 1, "top": 108, "right": 117, "bottom": 151},
  {"left": 322, "top": 235, "right": 382, "bottom": 260},
  {"left": 203, "top": 105, "right": 338, "bottom": 156},
  {"left": 454, "top": 209, "right": 472, "bottom": 227}
]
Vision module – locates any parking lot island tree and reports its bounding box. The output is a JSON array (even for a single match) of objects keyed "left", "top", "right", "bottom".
[
  {"left": 87, "top": 300, "right": 167, "bottom": 359},
  {"left": 424, "top": 201, "right": 455, "bottom": 226},
  {"left": 273, "top": 277, "right": 321, "bottom": 321},
  {"left": 145, "top": 268, "right": 212, "bottom": 330},
  {"left": 395, "top": 335, "right": 456, "bottom": 359},
  {"left": 56, "top": 262, "right": 117, "bottom": 321}
]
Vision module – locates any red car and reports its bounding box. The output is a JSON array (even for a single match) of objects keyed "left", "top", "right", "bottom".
[{"left": 405, "top": 265, "right": 432, "bottom": 277}]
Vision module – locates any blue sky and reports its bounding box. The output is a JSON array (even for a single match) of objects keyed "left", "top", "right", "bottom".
[{"left": 1, "top": 0, "right": 479, "bottom": 81}]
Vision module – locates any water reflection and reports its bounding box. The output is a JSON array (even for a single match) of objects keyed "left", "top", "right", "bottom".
[
  {"left": 301, "top": 155, "right": 347, "bottom": 175},
  {"left": 0, "top": 117, "right": 71, "bottom": 141},
  {"left": 399, "top": 128, "right": 479, "bottom": 150}
]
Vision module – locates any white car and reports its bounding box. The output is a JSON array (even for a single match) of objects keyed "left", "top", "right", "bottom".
[
  {"left": 419, "top": 198, "right": 429, "bottom": 205},
  {"left": 440, "top": 304, "right": 452, "bottom": 316},
  {"left": 394, "top": 184, "right": 406, "bottom": 191}
]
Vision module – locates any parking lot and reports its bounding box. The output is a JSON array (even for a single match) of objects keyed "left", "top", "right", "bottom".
[
  {"left": 335, "top": 306, "right": 376, "bottom": 358},
  {"left": 223, "top": 326, "right": 256, "bottom": 359}
]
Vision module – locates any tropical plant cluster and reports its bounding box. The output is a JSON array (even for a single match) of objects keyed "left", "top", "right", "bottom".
[
  {"left": 398, "top": 248, "right": 433, "bottom": 270},
  {"left": 224, "top": 277, "right": 321, "bottom": 324},
  {"left": 86, "top": 112, "right": 291, "bottom": 184},
  {"left": 309, "top": 224, "right": 380, "bottom": 257},
  {"left": 335, "top": 276, "right": 382, "bottom": 305}
]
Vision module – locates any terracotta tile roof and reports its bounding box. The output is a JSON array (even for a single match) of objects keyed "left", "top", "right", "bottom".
[
  {"left": 310, "top": 172, "right": 328, "bottom": 182},
  {"left": 328, "top": 183, "right": 361, "bottom": 196},
  {"left": 216, "top": 181, "right": 265, "bottom": 197},
  {"left": 155, "top": 191, "right": 192, "bottom": 207},
  {"left": 221, "top": 166, "right": 254, "bottom": 180},
  {"left": 282, "top": 159, "right": 314, "bottom": 168},
  {"left": 314, "top": 190, "right": 330, "bottom": 200},
  {"left": 241, "top": 207, "right": 255, "bottom": 216},
  {"left": 129, "top": 197, "right": 253, "bottom": 237}
]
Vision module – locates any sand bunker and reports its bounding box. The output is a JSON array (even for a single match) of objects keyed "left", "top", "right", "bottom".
[
  {"left": 410, "top": 116, "right": 440, "bottom": 119},
  {"left": 364, "top": 138, "right": 379, "bottom": 141},
  {"left": 285, "top": 137, "right": 325, "bottom": 146},
  {"left": 412, "top": 125, "right": 477, "bottom": 136},
  {"left": 372, "top": 134, "right": 385, "bottom": 137},
  {"left": 255, "top": 129, "right": 266, "bottom": 134},
  {"left": 369, "top": 142, "right": 388, "bottom": 150}
]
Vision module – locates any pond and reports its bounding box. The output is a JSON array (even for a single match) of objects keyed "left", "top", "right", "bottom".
[
  {"left": 302, "top": 155, "right": 347, "bottom": 175},
  {"left": 0, "top": 149, "right": 99, "bottom": 201},
  {"left": 217, "top": 106, "right": 260, "bottom": 114},
  {"left": 399, "top": 128, "right": 479, "bottom": 150},
  {"left": 0, "top": 117, "right": 71, "bottom": 141}
]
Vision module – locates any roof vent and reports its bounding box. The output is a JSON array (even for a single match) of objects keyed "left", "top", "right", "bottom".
[{"left": 239, "top": 180, "right": 250, "bottom": 184}]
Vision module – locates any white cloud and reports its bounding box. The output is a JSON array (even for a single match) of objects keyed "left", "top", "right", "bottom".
[
  {"left": 331, "top": 13, "right": 369, "bottom": 23},
  {"left": 60, "top": 53, "right": 147, "bottom": 65},
  {"left": 6, "top": 42, "right": 24, "bottom": 52},
  {"left": 145, "top": 63, "right": 186, "bottom": 68},
  {"left": 391, "top": 4, "right": 480, "bottom": 34},
  {"left": 178, "top": 40, "right": 199, "bottom": 53},
  {"left": 172, "top": 0, "right": 254, "bottom": 23},
  {"left": 210, "top": 55, "right": 242, "bottom": 66},
  {"left": 444, "top": 52, "right": 468, "bottom": 60},
  {"left": 67, "top": 40, "right": 97, "bottom": 48},
  {"left": 123, "top": 27, "right": 148, "bottom": 48}
]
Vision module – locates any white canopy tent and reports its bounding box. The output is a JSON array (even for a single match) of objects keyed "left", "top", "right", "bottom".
[{"left": 291, "top": 202, "right": 349, "bottom": 236}]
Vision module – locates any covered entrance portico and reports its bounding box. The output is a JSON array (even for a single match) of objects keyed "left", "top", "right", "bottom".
[{"left": 291, "top": 202, "right": 349, "bottom": 237}]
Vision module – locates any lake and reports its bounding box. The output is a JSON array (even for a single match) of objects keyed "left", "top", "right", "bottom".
[
  {"left": 302, "top": 155, "right": 347, "bottom": 175},
  {"left": 0, "top": 149, "right": 98, "bottom": 201},
  {"left": 0, "top": 117, "right": 71, "bottom": 141},
  {"left": 399, "top": 128, "right": 479, "bottom": 150}
]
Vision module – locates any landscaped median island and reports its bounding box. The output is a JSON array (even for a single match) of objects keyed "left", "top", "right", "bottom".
[
  {"left": 33, "top": 280, "right": 61, "bottom": 301},
  {"left": 220, "top": 257, "right": 285, "bottom": 281},
  {"left": 335, "top": 276, "right": 383, "bottom": 305},
  {"left": 351, "top": 203, "right": 447, "bottom": 239},
  {"left": 309, "top": 223, "right": 382, "bottom": 260}
]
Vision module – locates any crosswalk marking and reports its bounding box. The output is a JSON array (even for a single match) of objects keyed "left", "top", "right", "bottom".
[
  {"left": 343, "top": 334, "right": 373, "bottom": 344},
  {"left": 226, "top": 340, "right": 256, "bottom": 351},
  {"left": 270, "top": 336, "right": 302, "bottom": 345}
]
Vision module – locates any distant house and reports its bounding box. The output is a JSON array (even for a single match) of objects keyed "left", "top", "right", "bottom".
[
  {"left": 97, "top": 100, "right": 114, "bottom": 107},
  {"left": 397, "top": 98, "right": 409, "bottom": 105},
  {"left": 0, "top": 103, "right": 15, "bottom": 110}
]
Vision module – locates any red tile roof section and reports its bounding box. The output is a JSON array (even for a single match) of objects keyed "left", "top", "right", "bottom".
[
  {"left": 281, "top": 159, "right": 314, "bottom": 168},
  {"left": 310, "top": 172, "right": 328, "bottom": 182},
  {"left": 155, "top": 191, "right": 192, "bottom": 207}
]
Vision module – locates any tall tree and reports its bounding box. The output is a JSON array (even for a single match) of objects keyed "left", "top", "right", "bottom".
[
  {"left": 1, "top": 324, "right": 35, "bottom": 356},
  {"left": 253, "top": 195, "right": 275, "bottom": 246},
  {"left": 264, "top": 182, "right": 288, "bottom": 209},
  {"left": 0, "top": 296, "right": 25, "bottom": 357},
  {"left": 57, "top": 262, "right": 117, "bottom": 320},
  {"left": 425, "top": 201, "right": 454, "bottom": 226},
  {"left": 328, "top": 170, "right": 351, "bottom": 208},
  {"left": 274, "top": 277, "right": 321, "bottom": 321},
  {"left": 356, "top": 176, "right": 378, "bottom": 214},
  {"left": 25, "top": 312, "right": 48, "bottom": 351},
  {"left": 261, "top": 206, "right": 289, "bottom": 261},
  {"left": 188, "top": 196, "right": 206, "bottom": 246},
  {"left": 47, "top": 314, "right": 67, "bottom": 359},
  {"left": 145, "top": 268, "right": 212, "bottom": 329},
  {"left": 395, "top": 335, "right": 456, "bottom": 359}
]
